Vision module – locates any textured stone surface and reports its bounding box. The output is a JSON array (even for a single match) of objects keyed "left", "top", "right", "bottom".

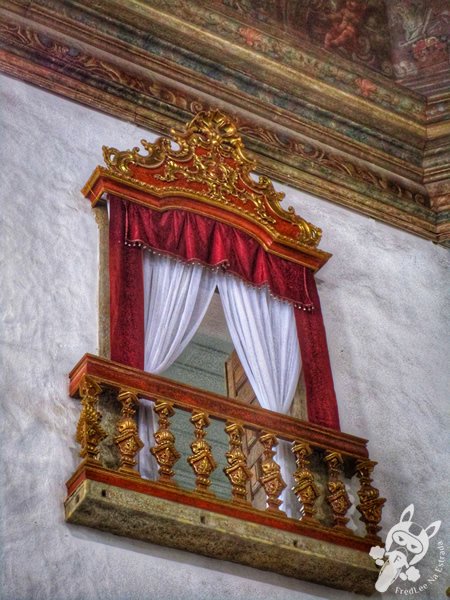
[
  {"left": 65, "top": 479, "right": 377, "bottom": 595},
  {"left": 1, "top": 73, "right": 449, "bottom": 600}
]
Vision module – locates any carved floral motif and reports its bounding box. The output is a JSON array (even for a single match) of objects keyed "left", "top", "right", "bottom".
[{"left": 103, "top": 109, "right": 323, "bottom": 248}]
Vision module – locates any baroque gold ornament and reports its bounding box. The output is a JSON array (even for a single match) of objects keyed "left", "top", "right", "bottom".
[
  {"left": 188, "top": 411, "right": 217, "bottom": 494},
  {"left": 324, "top": 451, "right": 351, "bottom": 530},
  {"left": 259, "top": 432, "right": 287, "bottom": 513},
  {"left": 101, "top": 109, "right": 322, "bottom": 249},
  {"left": 356, "top": 459, "right": 386, "bottom": 542},
  {"left": 292, "top": 440, "right": 320, "bottom": 522},
  {"left": 224, "top": 422, "right": 252, "bottom": 504},
  {"left": 151, "top": 400, "right": 180, "bottom": 484},
  {"left": 114, "top": 389, "right": 144, "bottom": 476},
  {"left": 76, "top": 375, "right": 107, "bottom": 464}
]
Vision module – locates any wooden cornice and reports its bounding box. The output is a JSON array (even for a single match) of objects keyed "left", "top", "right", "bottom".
[
  {"left": 0, "top": 0, "right": 448, "bottom": 245},
  {"left": 82, "top": 108, "right": 332, "bottom": 271}
]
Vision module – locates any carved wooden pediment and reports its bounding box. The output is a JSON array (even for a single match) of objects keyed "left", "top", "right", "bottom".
[{"left": 83, "top": 110, "right": 331, "bottom": 270}]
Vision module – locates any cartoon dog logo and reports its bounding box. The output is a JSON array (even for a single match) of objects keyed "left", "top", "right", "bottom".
[{"left": 370, "top": 504, "right": 441, "bottom": 593}]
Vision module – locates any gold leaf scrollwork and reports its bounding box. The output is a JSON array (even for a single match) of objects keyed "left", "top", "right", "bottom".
[{"left": 102, "top": 109, "right": 322, "bottom": 248}]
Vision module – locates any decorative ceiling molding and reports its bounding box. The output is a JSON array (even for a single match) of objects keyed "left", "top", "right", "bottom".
[{"left": 0, "top": 0, "right": 448, "bottom": 245}]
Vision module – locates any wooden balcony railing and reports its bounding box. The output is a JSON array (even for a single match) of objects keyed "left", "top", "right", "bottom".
[{"left": 65, "top": 354, "right": 385, "bottom": 595}]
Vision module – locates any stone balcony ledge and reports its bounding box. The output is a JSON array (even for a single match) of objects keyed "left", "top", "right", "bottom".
[{"left": 65, "top": 354, "right": 384, "bottom": 596}]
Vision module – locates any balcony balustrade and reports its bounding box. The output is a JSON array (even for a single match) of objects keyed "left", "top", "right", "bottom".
[{"left": 65, "top": 353, "right": 385, "bottom": 595}]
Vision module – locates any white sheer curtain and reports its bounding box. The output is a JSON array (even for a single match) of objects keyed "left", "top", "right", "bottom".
[
  {"left": 138, "top": 253, "right": 302, "bottom": 514},
  {"left": 217, "top": 274, "right": 301, "bottom": 515},
  {"left": 139, "top": 253, "right": 217, "bottom": 478}
]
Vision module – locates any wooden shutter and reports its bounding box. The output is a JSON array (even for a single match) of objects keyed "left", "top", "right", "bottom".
[{"left": 225, "top": 350, "right": 307, "bottom": 509}]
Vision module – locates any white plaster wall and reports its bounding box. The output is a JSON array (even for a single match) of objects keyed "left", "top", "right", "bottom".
[{"left": 0, "top": 74, "right": 448, "bottom": 600}]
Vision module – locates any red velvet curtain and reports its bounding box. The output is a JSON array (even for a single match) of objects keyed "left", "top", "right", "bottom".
[
  {"left": 295, "top": 271, "right": 340, "bottom": 429},
  {"left": 109, "top": 199, "right": 145, "bottom": 370},
  {"left": 109, "top": 196, "right": 340, "bottom": 430},
  {"left": 125, "top": 200, "right": 314, "bottom": 310}
]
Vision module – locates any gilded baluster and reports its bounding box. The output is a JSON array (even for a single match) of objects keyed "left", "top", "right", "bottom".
[
  {"left": 356, "top": 459, "right": 386, "bottom": 542},
  {"left": 188, "top": 412, "right": 217, "bottom": 494},
  {"left": 151, "top": 400, "right": 180, "bottom": 484},
  {"left": 292, "top": 441, "right": 319, "bottom": 522},
  {"left": 224, "top": 423, "right": 252, "bottom": 504},
  {"left": 324, "top": 451, "right": 351, "bottom": 529},
  {"left": 76, "top": 375, "right": 107, "bottom": 464},
  {"left": 259, "top": 432, "right": 286, "bottom": 514},
  {"left": 114, "top": 389, "right": 144, "bottom": 476}
]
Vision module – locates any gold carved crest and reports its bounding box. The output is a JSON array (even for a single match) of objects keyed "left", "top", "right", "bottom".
[{"left": 101, "top": 110, "right": 322, "bottom": 249}]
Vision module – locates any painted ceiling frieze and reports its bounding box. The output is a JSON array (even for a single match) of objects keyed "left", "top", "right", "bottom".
[
  {"left": 386, "top": 0, "right": 449, "bottom": 90},
  {"left": 7, "top": 0, "right": 424, "bottom": 118},
  {"left": 210, "top": 0, "right": 450, "bottom": 94},
  {"left": 0, "top": 19, "right": 431, "bottom": 210},
  {"left": 0, "top": 17, "right": 424, "bottom": 171},
  {"left": 210, "top": 0, "right": 393, "bottom": 77},
  {"left": 137, "top": 0, "right": 423, "bottom": 117}
]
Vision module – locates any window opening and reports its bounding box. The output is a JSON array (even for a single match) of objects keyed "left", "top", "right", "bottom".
[
  {"left": 160, "top": 290, "right": 233, "bottom": 498},
  {"left": 145, "top": 287, "right": 304, "bottom": 510}
]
